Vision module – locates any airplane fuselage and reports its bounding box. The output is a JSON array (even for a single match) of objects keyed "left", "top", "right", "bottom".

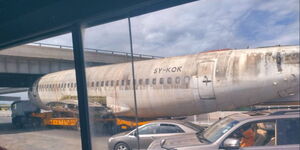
[{"left": 29, "top": 45, "right": 300, "bottom": 118}]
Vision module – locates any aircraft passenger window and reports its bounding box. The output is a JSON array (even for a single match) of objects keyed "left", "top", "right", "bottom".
[
  {"left": 167, "top": 77, "right": 172, "bottom": 84},
  {"left": 121, "top": 80, "right": 125, "bottom": 86},
  {"left": 96, "top": 81, "right": 99, "bottom": 87},
  {"left": 105, "top": 81, "right": 109, "bottom": 86},
  {"left": 175, "top": 77, "right": 180, "bottom": 84},
  {"left": 111, "top": 80, "right": 114, "bottom": 86},
  {"left": 160, "top": 78, "right": 164, "bottom": 84},
  {"left": 116, "top": 80, "right": 119, "bottom": 86},
  {"left": 145, "top": 79, "right": 149, "bottom": 85},
  {"left": 184, "top": 76, "right": 190, "bottom": 84},
  {"left": 139, "top": 79, "right": 143, "bottom": 85},
  {"left": 126, "top": 80, "right": 130, "bottom": 85},
  {"left": 152, "top": 78, "right": 156, "bottom": 85},
  {"left": 101, "top": 81, "right": 104, "bottom": 87}
]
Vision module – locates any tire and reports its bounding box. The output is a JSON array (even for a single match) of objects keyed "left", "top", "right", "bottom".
[
  {"left": 114, "top": 142, "right": 130, "bottom": 150},
  {"left": 31, "top": 118, "right": 42, "bottom": 128},
  {"left": 12, "top": 117, "right": 23, "bottom": 129}
]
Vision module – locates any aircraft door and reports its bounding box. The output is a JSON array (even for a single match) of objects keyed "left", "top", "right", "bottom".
[{"left": 197, "top": 61, "right": 216, "bottom": 99}]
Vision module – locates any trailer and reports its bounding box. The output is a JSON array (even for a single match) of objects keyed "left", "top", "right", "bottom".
[{"left": 10, "top": 101, "right": 149, "bottom": 133}]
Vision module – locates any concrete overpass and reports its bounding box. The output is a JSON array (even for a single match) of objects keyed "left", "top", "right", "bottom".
[{"left": 0, "top": 43, "right": 161, "bottom": 87}]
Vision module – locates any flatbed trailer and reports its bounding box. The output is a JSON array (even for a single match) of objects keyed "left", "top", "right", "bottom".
[{"left": 11, "top": 101, "right": 150, "bottom": 133}]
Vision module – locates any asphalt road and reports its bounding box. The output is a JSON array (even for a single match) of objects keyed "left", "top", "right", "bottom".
[{"left": 0, "top": 111, "right": 110, "bottom": 150}]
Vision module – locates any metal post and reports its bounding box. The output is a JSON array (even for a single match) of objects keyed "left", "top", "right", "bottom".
[
  {"left": 72, "top": 24, "right": 92, "bottom": 150},
  {"left": 128, "top": 17, "right": 140, "bottom": 149}
]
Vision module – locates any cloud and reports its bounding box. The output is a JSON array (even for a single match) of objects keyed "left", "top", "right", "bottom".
[{"left": 39, "top": 0, "right": 299, "bottom": 57}]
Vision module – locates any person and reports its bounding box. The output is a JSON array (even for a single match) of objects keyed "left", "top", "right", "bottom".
[
  {"left": 254, "top": 123, "right": 268, "bottom": 146},
  {"left": 239, "top": 124, "right": 257, "bottom": 147}
]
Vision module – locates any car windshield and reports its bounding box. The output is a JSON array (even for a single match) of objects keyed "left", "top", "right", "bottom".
[
  {"left": 183, "top": 122, "right": 205, "bottom": 132},
  {"left": 202, "top": 117, "right": 239, "bottom": 142}
]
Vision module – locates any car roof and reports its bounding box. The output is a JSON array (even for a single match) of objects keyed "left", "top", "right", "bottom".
[
  {"left": 228, "top": 109, "right": 300, "bottom": 122},
  {"left": 150, "top": 119, "right": 188, "bottom": 125}
]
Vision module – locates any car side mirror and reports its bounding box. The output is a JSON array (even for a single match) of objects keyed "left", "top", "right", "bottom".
[
  {"left": 133, "top": 131, "right": 138, "bottom": 137},
  {"left": 222, "top": 138, "right": 240, "bottom": 149},
  {"left": 160, "top": 139, "right": 167, "bottom": 149}
]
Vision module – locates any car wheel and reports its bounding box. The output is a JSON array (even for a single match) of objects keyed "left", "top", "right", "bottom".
[{"left": 114, "top": 142, "right": 130, "bottom": 150}]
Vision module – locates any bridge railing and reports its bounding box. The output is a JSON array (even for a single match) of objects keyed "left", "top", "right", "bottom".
[{"left": 29, "top": 43, "right": 163, "bottom": 59}]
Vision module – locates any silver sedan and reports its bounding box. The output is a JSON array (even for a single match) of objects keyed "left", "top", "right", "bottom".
[{"left": 108, "top": 120, "right": 204, "bottom": 150}]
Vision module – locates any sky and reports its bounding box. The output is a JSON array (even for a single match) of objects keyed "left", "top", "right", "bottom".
[
  {"left": 39, "top": 0, "right": 299, "bottom": 57},
  {"left": 1, "top": 0, "right": 299, "bottom": 103}
]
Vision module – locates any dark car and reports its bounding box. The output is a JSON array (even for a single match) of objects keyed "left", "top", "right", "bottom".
[
  {"left": 108, "top": 120, "right": 205, "bottom": 150},
  {"left": 148, "top": 109, "right": 300, "bottom": 150}
]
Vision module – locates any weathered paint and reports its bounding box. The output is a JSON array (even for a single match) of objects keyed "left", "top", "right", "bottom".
[{"left": 29, "top": 45, "right": 300, "bottom": 118}]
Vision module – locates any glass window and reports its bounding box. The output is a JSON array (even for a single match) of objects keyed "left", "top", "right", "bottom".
[
  {"left": 175, "top": 77, "right": 180, "bottom": 84},
  {"left": 184, "top": 76, "right": 190, "bottom": 84},
  {"left": 116, "top": 80, "right": 119, "bottom": 86},
  {"left": 203, "top": 117, "right": 239, "bottom": 143},
  {"left": 91, "top": 82, "right": 94, "bottom": 87},
  {"left": 121, "top": 80, "right": 125, "bottom": 86},
  {"left": 227, "top": 120, "right": 276, "bottom": 147},
  {"left": 101, "top": 81, "right": 104, "bottom": 87},
  {"left": 110, "top": 80, "right": 114, "bottom": 86},
  {"left": 277, "top": 118, "right": 300, "bottom": 145},
  {"left": 0, "top": 33, "right": 80, "bottom": 149},
  {"left": 139, "top": 79, "right": 143, "bottom": 85},
  {"left": 160, "top": 78, "right": 164, "bottom": 84},
  {"left": 145, "top": 79, "right": 149, "bottom": 85},
  {"left": 105, "top": 81, "right": 109, "bottom": 86},
  {"left": 96, "top": 81, "right": 99, "bottom": 87},
  {"left": 152, "top": 78, "right": 156, "bottom": 85},
  {"left": 157, "top": 124, "right": 184, "bottom": 133},
  {"left": 167, "top": 77, "right": 172, "bottom": 84},
  {"left": 126, "top": 80, "right": 130, "bottom": 85},
  {"left": 138, "top": 124, "right": 159, "bottom": 135}
]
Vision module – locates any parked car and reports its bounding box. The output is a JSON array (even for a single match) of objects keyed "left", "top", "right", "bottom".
[
  {"left": 148, "top": 109, "right": 300, "bottom": 150},
  {"left": 108, "top": 120, "right": 205, "bottom": 150}
]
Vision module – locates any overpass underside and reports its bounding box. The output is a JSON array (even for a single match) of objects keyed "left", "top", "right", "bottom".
[
  {"left": 0, "top": 44, "right": 157, "bottom": 87},
  {"left": 0, "top": 73, "right": 43, "bottom": 87}
]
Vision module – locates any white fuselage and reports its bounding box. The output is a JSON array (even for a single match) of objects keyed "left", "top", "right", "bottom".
[{"left": 29, "top": 46, "right": 300, "bottom": 118}]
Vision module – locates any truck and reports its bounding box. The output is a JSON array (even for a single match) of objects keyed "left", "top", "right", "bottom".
[{"left": 10, "top": 101, "right": 149, "bottom": 134}]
